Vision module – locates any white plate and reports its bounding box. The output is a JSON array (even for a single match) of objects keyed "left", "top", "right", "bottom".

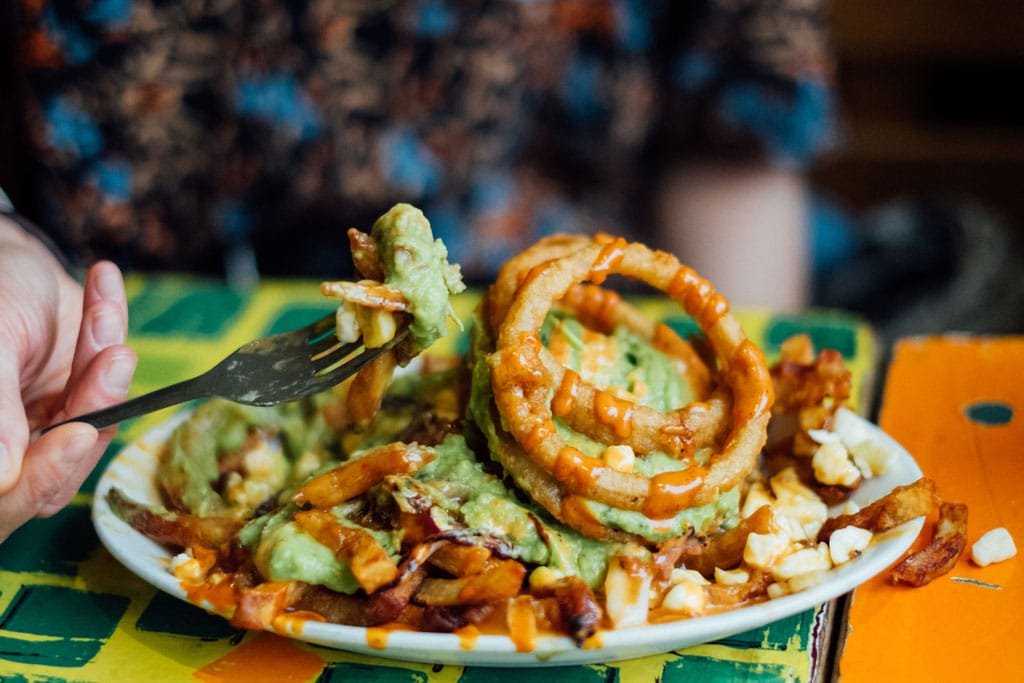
[{"left": 92, "top": 409, "right": 924, "bottom": 667}]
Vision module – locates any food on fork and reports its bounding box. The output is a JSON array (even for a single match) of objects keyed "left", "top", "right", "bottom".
[
  {"left": 320, "top": 203, "right": 464, "bottom": 432},
  {"left": 106, "top": 208, "right": 968, "bottom": 651}
]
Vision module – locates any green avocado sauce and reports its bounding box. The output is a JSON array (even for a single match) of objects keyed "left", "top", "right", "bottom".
[{"left": 371, "top": 203, "right": 465, "bottom": 353}]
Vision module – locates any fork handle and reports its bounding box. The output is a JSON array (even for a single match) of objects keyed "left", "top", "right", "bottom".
[{"left": 42, "top": 376, "right": 210, "bottom": 433}]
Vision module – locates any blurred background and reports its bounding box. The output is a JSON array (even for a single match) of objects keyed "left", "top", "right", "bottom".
[
  {"left": 808, "top": 0, "right": 1024, "bottom": 340},
  {"left": 2, "top": 0, "right": 1023, "bottom": 342}
]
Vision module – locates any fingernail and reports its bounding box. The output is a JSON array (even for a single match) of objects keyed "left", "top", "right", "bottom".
[
  {"left": 95, "top": 264, "right": 122, "bottom": 301},
  {"left": 91, "top": 308, "right": 123, "bottom": 347},
  {"left": 103, "top": 351, "right": 136, "bottom": 395}
]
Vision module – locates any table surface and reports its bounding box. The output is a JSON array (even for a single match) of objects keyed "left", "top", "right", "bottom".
[{"left": 4, "top": 275, "right": 1013, "bottom": 682}]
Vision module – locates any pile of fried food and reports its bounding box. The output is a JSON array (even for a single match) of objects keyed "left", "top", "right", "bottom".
[{"left": 107, "top": 204, "right": 967, "bottom": 650}]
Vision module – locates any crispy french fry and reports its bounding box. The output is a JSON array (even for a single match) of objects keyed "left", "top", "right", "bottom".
[
  {"left": 891, "top": 501, "right": 968, "bottom": 587},
  {"left": 348, "top": 228, "right": 386, "bottom": 280},
  {"left": 415, "top": 559, "right": 527, "bottom": 606},
  {"left": 293, "top": 509, "right": 398, "bottom": 593},
  {"left": 816, "top": 478, "right": 938, "bottom": 543},
  {"left": 320, "top": 280, "right": 410, "bottom": 311},
  {"left": 292, "top": 442, "right": 434, "bottom": 508},
  {"left": 232, "top": 580, "right": 307, "bottom": 630},
  {"left": 427, "top": 543, "right": 493, "bottom": 577}
]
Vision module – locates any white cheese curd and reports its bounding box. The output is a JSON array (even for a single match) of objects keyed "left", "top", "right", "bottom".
[
  {"left": 771, "top": 543, "right": 832, "bottom": 581},
  {"left": 848, "top": 439, "right": 895, "bottom": 478},
  {"left": 970, "top": 527, "right": 1018, "bottom": 567},
  {"left": 811, "top": 440, "right": 861, "bottom": 487},
  {"left": 662, "top": 578, "right": 706, "bottom": 615},
  {"left": 744, "top": 531, "right": 792, "bottom": 570},
  {"left": 670, "top": 568, "right": 709, "bottom": 586},
  {"left": 807, "top": 428, "right": 841, "bottom": 445},
  {"left": 741, "top": 479, "right": 775, "bottom": 519},
  {"left": 828, "top": 526, "right": 873, "bottom": 564},
  {"left": 604, "top": 556, "right": 652, "bottom": 628},
  {"left": 714, "top": 567, "right": 750, "bottom": 586}
]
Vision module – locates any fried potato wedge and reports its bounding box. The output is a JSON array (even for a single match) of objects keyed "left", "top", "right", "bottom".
[
  {"left": 891, "top": 501, "right": 968, "bottom": 587},
  {"left": 292, "top": 442, "right": 434, "bottom": 508},
  {"left": 816, "top": 478, "right": 938, "bottom": 543}
]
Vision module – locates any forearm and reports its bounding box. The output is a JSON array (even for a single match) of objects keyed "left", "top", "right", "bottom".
[{"left": 654, "top": 162, "right": 810, "bottom": 311}]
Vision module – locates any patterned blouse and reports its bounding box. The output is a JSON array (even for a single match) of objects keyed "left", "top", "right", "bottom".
[{"left": 14, "top": 0, "right": 836, "bottom": 281}]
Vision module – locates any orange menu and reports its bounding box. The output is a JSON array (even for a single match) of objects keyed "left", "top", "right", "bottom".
[{"left": 838, "top": 336, "right": 1023, "bottom": 680}]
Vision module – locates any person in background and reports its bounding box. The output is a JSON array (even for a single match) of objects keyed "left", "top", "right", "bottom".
[{"left": 0, "top": 0, "right": 835, "bottom": 538}]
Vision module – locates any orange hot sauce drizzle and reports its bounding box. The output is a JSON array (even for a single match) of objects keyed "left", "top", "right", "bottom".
[
  {"left": 552, "top": 369, "right": 581, "bottom": 416},
  {"left": 696, "top": 292, "right": 729, "bottom": 329},
  {"left": 184, "top": 578, "right": 237, "bottom": 615},
  {"left": 552, "top": 446, "right": 611, "bottom": 494},
  {"left": 507, "top": 595, "right": 538, "bottom": 652},
  {"left": 455, "top": 624, "right": 481, "bottom": 650},
  {"left": 667, "top": 266, "right": 712, "bottom": 318},
  {"left": 365, "top": 623, "right": 417, "bottom": 650},
  {"left": 593, "top": 390, "right": 634, "bottom": 438},
  {"left": 524, "top": 419, "right": 556, "bottom": 451},
  {"left": 728, "top": 340, "right": 773, "bottom": 420},
  {"left": 589, "top": 237, "right": 627, "bottom": 285},
  {"left": 643, "top": 466, "right": 707, "bottom": 519},
  {"left": 571, "top": 284, "right": 620, "bottom": 332}
]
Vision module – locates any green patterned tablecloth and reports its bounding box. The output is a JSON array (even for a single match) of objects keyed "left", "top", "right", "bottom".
[{"left": 0, "top": 275, "right": 876, "bottom": 682}]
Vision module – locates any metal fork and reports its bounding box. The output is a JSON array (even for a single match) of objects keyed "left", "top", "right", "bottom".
[{"left": 44, "top": 313, "right": 407, "bottom": 432}]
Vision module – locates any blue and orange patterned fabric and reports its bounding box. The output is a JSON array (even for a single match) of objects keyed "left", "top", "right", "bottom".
[
  {"left": 14, "top": 0, "right": 837, "bottom": 279},
  {"left": 0, "top": 277, "right": 874, "bottom": 682}
]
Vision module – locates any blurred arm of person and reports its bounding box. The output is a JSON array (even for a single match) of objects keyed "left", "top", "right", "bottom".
[
  {"left": 656, "top": 162, "right": 810, "bottom": 311},
  {"left": 650, "top": 0, "right": 836, "bottom": 312},
  {"left": 0, "top": 213, "right": 137, "bottom": 542}
]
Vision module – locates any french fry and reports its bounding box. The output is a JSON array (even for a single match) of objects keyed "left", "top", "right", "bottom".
[
  {"left": 348, "top": 228, "right": 385, "bottom": 280},
  {"left": 293, "top": 509, "right": 398, "bottom": 593},
  {"left": 816, "top": 478, "right": 938, "bottom": 543},
  {"left": 320, "top": 280, "right": 410, "bottom": 311},
  {"left": 232, "top": 580, "right": 307, "bottom": 630},
  {"left": 415, "top": 559, "right": 527, "bottom": 606},
  {"left": 891, "top": 501, "right": 968, "bottom": 587},
  {"left": 292, "top": 442, "right": 434, "bottom": 508}
]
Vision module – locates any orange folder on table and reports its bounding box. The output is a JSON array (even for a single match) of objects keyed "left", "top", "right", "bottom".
[{"left": 838, "top": 336, "right": 1023, "bottom": 681}]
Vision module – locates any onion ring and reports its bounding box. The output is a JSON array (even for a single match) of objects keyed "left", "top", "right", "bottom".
[{"left": 488, "top": 236, "right": 773, "bottom": 522}]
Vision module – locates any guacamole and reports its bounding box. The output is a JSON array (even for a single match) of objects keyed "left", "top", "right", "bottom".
[{"left": 371, "top": 203, "right": 465, "bottom": 352}]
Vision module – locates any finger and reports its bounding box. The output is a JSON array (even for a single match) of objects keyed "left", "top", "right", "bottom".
[
  {"left": 68, "top": 298, "right": 127, "bottom": 388},
  {"left": 56, "top": 345, "right": 137, "bottom": 428},
  {"left": 83, "top": 260, "right": 128, "bottom": 322},
  {"left": 0, "top": 355, "right": 31, "bottom": 495},
  {"left": 0, "top": 422, "right": 98, "bottom": 542},
  {"left": 68, "top": 262, "right": 129, "bottom": 388}
]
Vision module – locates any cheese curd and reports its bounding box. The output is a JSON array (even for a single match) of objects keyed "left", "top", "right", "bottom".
[
  {"left": 828, "top": 525, "right": 873, "bottom": 564},
  {"left": 811, "top": 440, "right": 861, "bottom": 487},
  {"left": 970, "top": 527, "right": 1018, "bottom": 567}
]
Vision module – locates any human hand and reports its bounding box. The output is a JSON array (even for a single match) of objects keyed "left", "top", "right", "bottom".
[{"left": 0, "top": 220, "right": 137, "bottom": 541}]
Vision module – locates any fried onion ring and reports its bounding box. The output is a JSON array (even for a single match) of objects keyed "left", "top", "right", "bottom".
[{"left": 489, "top": 236, "right": 773, "bottom": 522}]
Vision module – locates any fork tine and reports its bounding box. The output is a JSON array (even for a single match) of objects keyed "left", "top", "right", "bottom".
[
  {"left": 307, "top": 330, "right": 409, "bottom": 391},
  {"left": 309, "top": 339, "right": 364, "bottom": 372},
  {"left": 303, "top": 312, "right": 338, "bottom": 343}
]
